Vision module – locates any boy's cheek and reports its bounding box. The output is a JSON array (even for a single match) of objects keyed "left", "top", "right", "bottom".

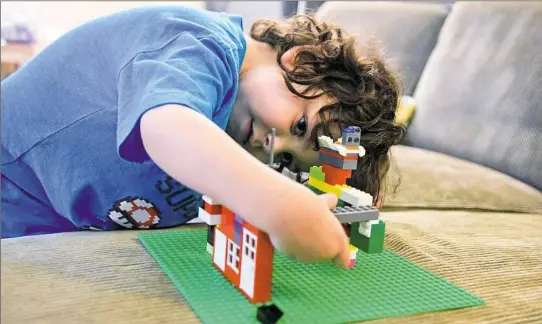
[{"left": 245, "top": 147, "right": 268, "bottom": 164}]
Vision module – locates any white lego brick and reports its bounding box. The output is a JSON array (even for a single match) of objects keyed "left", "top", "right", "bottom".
[
  {"left": 349, "top": 246, "right": 358, "bottom": 259},
  {"left": 198, "top": 207, "right": 221, "bottom": 226},
  {"left": 187, "top": 217, "right": 204, "bottom": 224},
  {"left": 213, "top": 229, "right": 227, "bottom": 271},
  {"left": 359, "top": 220, "right": 379, "bottom": 238},
  {"left": 340, "top": 187, "right": 373, "bottom": 207},
  {"left": 353, "top": 145, "right": 366, "bottom": 157},
  {"left": 206, "top": 243, "right": 213, "bottom": 254},
  {"left": 202, "top": 195, "right": 216, "bottom": 205},
  {"left": 318, "top": 135, "right": 336, "bottom": 150}
]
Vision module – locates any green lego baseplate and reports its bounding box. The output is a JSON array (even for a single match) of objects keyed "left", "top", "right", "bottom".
[{"left": 138, "top": 228, "right": 484, "bottom": 324}]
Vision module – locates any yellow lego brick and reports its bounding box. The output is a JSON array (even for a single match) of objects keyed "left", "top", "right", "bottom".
[{"left": 308, "top": 176, "right": 342, "bottom": 197}]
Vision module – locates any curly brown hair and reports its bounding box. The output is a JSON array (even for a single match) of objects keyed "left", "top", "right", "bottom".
[{"left": 250, "top": 14, "right": 406, "bottom": 206}]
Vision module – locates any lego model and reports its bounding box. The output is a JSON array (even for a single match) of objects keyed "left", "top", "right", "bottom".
[
  {"left": 307, "top": 125, "right": 386, "bottom": 268},
  {"left": 198, "top": 126, "right": 386, "bottom": 304},
  {"left": 197, "top": 129, "right": 278, "bottom": 304},
  {"left": 200, "top": 195, "right": 274, "bottom": 303}
]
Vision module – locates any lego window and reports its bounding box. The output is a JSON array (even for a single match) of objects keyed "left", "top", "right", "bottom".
[
  {"left": 227, "top": 240, "right": 240, "bottom": 273},
  {"left": 243, "top": 231, "right": 257, "bottom": 261}
]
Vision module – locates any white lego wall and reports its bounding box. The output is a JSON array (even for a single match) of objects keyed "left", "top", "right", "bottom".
[{"left": 1, "top": 1, "right": 204, "bottom": 52}]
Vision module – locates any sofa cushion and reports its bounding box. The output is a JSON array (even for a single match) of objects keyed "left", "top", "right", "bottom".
[
  {"left": 383, "top": 145, "right": 542, "bottom": 214},
  {"left": 406, "top": 2, "right": 542, "bottom": 191},
  {"left": 316, "top": 1, "right": 450, "bottom": 95}
]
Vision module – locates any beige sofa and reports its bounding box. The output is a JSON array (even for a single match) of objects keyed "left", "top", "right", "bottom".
[{"left": 3, "top": 2, "right": 542, "bottom": 324}]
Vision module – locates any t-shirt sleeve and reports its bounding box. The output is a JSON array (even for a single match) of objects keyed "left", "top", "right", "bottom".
[{"left": 117, "top": 33, "right": 237, "bottom": 163}]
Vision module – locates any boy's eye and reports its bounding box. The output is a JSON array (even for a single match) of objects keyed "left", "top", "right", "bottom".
[{"left": 293, "top": 117, "right": 307, "bottom": 137}]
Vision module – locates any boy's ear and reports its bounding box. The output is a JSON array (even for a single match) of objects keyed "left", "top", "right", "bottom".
[
  {"left": 281, "top": 45, "right": 314, "bottom": 70},
  {"left": 281, "top": 47, "right": 299, "bottom": 70}
]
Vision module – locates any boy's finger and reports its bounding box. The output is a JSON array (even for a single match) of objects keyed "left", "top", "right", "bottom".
[
  {"left": 332, "top": 238, "right": 350, "bottom": 268},
  {"left": 319, "top": 193, "right": 338, "bottom": 209}
]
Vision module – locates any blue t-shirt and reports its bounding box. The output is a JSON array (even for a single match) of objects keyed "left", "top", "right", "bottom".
[{"left": 1, "top": 6, "right": 247, "bottom": 238}]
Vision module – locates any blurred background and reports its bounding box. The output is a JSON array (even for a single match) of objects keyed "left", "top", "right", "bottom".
[
  {"left": 1, "top": 1, "right": 539, "bottom": 193},
  {"left": 4, "top": 0, "right": 383, "bottom": 79}
]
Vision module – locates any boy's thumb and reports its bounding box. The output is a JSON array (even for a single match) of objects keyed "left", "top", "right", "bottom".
[{"left": 319, "top": 193, "right": 338, "bottom": 210}]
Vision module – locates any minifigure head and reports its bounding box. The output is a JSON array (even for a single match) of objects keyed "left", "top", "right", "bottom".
[
  {"left": 341, "top": 126, "right": 361, "bottom": 147},
  {"left": 226, "top": 14, "right": 406, "bottom": 204}
]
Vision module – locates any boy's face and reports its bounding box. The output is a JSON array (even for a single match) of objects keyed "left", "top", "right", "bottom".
[{"left": 226, "top": 63, "right": 333, "bottom": 172}]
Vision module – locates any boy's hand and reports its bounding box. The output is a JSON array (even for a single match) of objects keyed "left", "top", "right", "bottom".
[{"left": 268, "top": 192, "right": 350, "bottom": 268}]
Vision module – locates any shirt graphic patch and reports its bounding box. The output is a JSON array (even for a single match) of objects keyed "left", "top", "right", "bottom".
[{"left": 108, "top": 197, "right": 160, "bottom": 229}]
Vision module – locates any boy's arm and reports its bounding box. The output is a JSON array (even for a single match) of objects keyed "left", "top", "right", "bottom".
[
  {"left": 141, "top": 104, "right": 287, "bottom": 232},
  {"left": 140, "top": 104, "right": 350, "bottom": 267}
]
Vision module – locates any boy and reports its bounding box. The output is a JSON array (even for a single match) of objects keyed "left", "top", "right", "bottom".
[{"left": 1, "top": 6, "right": 405, "bottom": 268}]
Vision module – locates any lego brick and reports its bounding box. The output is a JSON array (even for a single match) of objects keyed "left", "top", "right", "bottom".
[
  {"left": 319, "top": 152, "right": 343, "bottom": 168},
  {"left": 207, "top": 225, "right": 215, "bottom": 245},
  {"left": 322, "top": 164, "right": 352, "bottom": 185},
  {"left": 305, "top": 183, "right": 324, "bottom": 195},
  {"left": 319, "top": 153, "right": 359, "bottom": 170},
  {"left": 213, "top": 228, "right": 227, "bottom": 271},
  {"left": 320, "top": 147, "right": 359, "bottom": 160},
  {"left": 257, "top": 304, "right": 283, "bottom": 324},
  {"left": 202, "top": 195, "right": 216, "bottom": 205},
  {"left": 138, "top": 229, "right": 484, "bottom": 324},
  {"left": 339, "top": 187, "right": 373, "bottom": 207},
  {"left": 205, "top": 203, "right": 222, "bottom": 215},
  {"left": 319, "top": 135, "right": 366, "bottom": 157},
  {"left": 317, "top": 135, "right": 339, "bottom": 151},
  {"left": 341, "top": 126, "right": 361, "bottom": 147},
  {"left": 198, "top": 208, "right": 222, "bottom": 226},
  {"left": 350, "top": 220, "right": 386, "bottom": 254},
  {"left": 309, "top": 166, "right": 326, "bottom": 182},
  {"left": 322, "top": 164, "right": 352, "bottom": 179},
  {"left": 342, "top": 159, "right": 358, "bottom": 170},
  {"left": 333, "top": 205, "right": 379, "bottom": 223},
  {"left": 221, "top": 207, "right": 235, "bottom": 225},
  {"left": 305, "top": 183, "right": 345, "bottom": 207},
  {"left": 307, "top": 176, "right": 341, "bottom": 197},
  {"left": 358, "top": 220, "right": 379, "bottom": 238},
  {"left": 348, "top": 244, "right": 358, "bottom": 268},
  {"left": 234, "top": 215, "right": 243, "bottom": 245}
]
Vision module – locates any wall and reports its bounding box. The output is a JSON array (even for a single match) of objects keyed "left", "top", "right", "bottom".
[
  {"left": 205, "top": 1, "right": 284, "bottom": 31},
  {"left": 1, "top": 1, "right": 204, "bottom": 52}
]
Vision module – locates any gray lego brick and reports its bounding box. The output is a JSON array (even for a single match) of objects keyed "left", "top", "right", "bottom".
[
  {"left": 342, "top": 160, "right": 358, "bottom": 170},
  {"left": 332, "top": 205, "right": 379, "bottom": 223},
  {"left": 319, "top": 153, "right": 359, "bottom": 170}
]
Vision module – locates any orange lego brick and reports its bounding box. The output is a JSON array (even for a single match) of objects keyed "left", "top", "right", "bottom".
[
  {"left": 204, "top": 202, "right": 222, "bottom": 215},
  {"left": 221, "top": 206, "right": 235, "bottom": 225},
  {"left": 323, "top": 164, "right": 352, "bottom": 185},
  {"left": 320, "top": 148, "right": 358, "bottom": 161}
]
